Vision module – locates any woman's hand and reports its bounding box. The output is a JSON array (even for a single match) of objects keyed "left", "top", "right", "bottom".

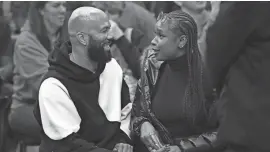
[
  {"left": 168, "top": 146, "right": 181, "bottom": 152},
  {"left": 149, "top": 145, "right": 170, "bottom": 152},
  {"left": 113, "top": 143, "right": 133, "bottom": 152},
  {"left": 140, "top": 121, "right": 164, "bottom": 150}
]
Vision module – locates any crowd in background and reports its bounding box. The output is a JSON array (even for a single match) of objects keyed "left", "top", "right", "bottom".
[{"left": 0, "top": 1, "right": 219, "bottom": 99}]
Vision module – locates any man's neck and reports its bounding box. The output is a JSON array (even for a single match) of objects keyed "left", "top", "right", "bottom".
[{"left": 69, "top": 47, "right": 98, "bottom": 73}]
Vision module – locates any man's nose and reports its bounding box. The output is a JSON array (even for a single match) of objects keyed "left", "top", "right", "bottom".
[
  {"left": 107, "top": 34, "right": 113, "bottom": 40},
  {"left": 60, "top": 4, "right": 66, "bottom": 13}
]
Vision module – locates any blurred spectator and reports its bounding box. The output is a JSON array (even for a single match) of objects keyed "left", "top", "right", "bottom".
[
  {"left": 65, "top": 1, "right": 92, "bottom": 12},
  {"left": 0, "top": 13, "right": 12, "bottom": 152},
  {"left": 0, "top": 16, "right": 12, "bottom": 96},
  {"left": 174, "top": 1, "right": 220, "bottom": 61},
  {"left": 9, "top": 1, "right": 66, "bottom": 141},
  {"left": 93, "top": 1, "right": 156, "bottom": 50},
  {"left": 131, "top": 1, "right": 146, "bottom": 9},
  {"left": 206, "top": 2, "right": 270, "bottom": 151},
  {"left": 93, "top": 1, "right": 155, "bottom": 101},
  {"left": 11, "top": 2, "right": 30, "bottom": 34},
  {"left": 2, "top": 2, "right": 12, "bottom": 22},
  {"left": 174, "top": 2, "right": 209, "bottom": 42},
  {"left": 109, "top": 20, "right": 144, "bottom": 101},
  {"left": 151, "top": 1, "right": 181, "bottom": 17}
]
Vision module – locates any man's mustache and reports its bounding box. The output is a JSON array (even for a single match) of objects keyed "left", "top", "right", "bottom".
[{"left": 101, "top": 39, "right": 112, "bottom": 46}]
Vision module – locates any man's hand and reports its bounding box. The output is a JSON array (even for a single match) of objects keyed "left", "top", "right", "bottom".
[
  {"left": 168, "top": 146, "right": 181, "bottom": 152},
  {"left": 140, "top": 121, "right": 164, "bottom": 150},
  {"left": 108, "top": 20, "right": 124, "bottom": 41},
  {"left": 113, "top": 143, "right": 133, "bottom": 152}
]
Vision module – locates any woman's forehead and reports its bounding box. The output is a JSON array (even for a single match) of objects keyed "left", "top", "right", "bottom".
[{"left": 155, "top": 20, "right": 169, "bottom": 32}]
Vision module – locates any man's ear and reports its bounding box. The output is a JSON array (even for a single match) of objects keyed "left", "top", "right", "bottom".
[
  {"left": 178, "top": 35, "right": 187, "bottom": 49},
  {"left": 76, "top": 32, "right": 87, "bottom": 46}
]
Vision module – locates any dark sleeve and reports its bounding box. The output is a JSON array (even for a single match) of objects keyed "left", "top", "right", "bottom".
[
  {"left": 175, "top": 65, "right": 222, "bottom": 152},
  {"left": 121, "top": 80, "right": 131, "bottom": 109},
  {"left": 206, "top": 2, "right": 256, "bottom": 91},
  {"left": 130, "top": 82, "right": 150, "bottom": 137},
  {"left": 114, "top": 35, "right": 142, "bottom": 80},
  {"left": 117, "top": 130, "right": 132, "bottom": 145},
  {"left": 50, "top": 133, "right": 112, "bottom": 152},
  {"left": 174, "top": 102, "right": 222, "bottom": 152},
  {"left": 130, "top": 50, "right": 151, "bottom": 137}
]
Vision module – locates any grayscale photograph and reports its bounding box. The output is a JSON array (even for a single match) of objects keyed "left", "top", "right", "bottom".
[{"left": 0, "top": 1, "right": 269, "bottom": 152}]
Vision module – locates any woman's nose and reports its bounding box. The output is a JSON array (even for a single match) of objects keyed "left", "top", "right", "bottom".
[{"left": 151, "top": 36, "right": 158, "bottom": 46}]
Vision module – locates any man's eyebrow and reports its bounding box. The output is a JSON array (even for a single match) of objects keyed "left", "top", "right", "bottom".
[{"left": 100, "top": 23, "right": 111, "bottom": 31}]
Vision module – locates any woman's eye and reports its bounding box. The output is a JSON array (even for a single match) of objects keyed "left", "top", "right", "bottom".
[
  {"left": 159, "top": 35, "right": 165, "bottom": 39},
  {"left": 154, "top": 31, "right": 165, "bottom": 39}
]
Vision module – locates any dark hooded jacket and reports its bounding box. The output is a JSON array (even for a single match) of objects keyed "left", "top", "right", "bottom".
[{"left": 34, "top": 41, "right": 131, "bottom": 152}]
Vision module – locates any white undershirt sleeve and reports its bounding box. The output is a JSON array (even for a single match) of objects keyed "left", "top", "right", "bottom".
[
  {"left": 38, "top": 77, "right": 81, "bottom": 140},
  {"left": 120, "top": 103, "right": 132, "bottom": 138}
]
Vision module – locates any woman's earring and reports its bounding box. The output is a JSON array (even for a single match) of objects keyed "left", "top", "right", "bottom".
[{"left": 179, "top": 45, "right": 184, "bottom": 48}]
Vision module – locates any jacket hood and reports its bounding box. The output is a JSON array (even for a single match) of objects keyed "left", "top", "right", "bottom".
[{"left": 48, "top": 41, "right": 105, "bottom": 83}]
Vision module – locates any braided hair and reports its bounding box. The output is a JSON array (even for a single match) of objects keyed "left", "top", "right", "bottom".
[{"left": 157, "top": 10, "right": 207, "bottom": 124}]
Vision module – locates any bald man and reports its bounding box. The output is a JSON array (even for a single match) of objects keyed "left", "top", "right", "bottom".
[{"left": 34, "top": 7, "right": 133, "bottom": 152}]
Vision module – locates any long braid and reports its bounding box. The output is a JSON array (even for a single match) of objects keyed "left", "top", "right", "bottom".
[
  {"left": 158, "top": 11, "right": 207, "bottom": 124},
  {"left": 147, "top": 11, "right": 207, "bottom": 144}
]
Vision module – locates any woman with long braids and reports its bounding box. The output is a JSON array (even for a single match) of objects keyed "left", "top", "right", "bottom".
[{"left": 131, "top": 10, "right": 218, "bottom": 152}]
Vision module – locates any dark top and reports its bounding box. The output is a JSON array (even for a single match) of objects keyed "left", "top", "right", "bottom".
[
  {"left": 151, "top": 56, "right": 191, "bottom": 137},
  {"left": 206, "top": 2, "right": 270, "bottom": 151},
  {"left": 34, "top": 41, "right": 131, "bottom": 152}
]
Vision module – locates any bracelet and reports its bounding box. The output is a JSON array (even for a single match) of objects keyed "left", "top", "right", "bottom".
[{"left": 133, "top": 117, "right": 150, "bottom": 136}]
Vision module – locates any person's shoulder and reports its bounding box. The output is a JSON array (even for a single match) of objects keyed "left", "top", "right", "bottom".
[
  {"left": 15, "top": 20, "right": 40, "bottom": 45},
  {"left": 105, "top": 58, "right": 123, "bottom": 75},
  {"left": 14, "top": 31, "right": 46, "bottom": 58},
  {"left": 39, "top": 77, "right": 69, "bottom": 96},
  {"left": 16, "top": 30, "right": 37, "bottom": 46}
]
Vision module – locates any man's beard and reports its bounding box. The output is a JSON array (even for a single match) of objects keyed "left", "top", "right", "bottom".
[{"left": 87, "top": 36, "right": 112, "bottom": 65}]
